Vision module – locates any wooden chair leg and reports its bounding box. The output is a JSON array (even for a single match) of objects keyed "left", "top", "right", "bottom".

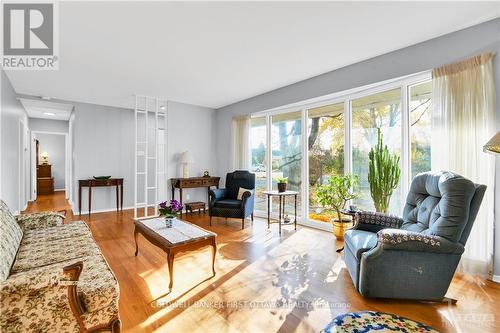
[
  {"left": 209, "top": 215, "right": 212, "bottom": 226},
  {"left": 241, "top": 218, "right": 244, "bottom": 230}
]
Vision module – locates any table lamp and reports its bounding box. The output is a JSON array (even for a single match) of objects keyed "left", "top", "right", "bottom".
[
  {"left": 483, "top": 132, "right": 500, "bottom": 155},
  {"left": 180, "top": 151, "right": 193, "bottom": 178},
  {"left": 41, "top": 151, "right": 49, "bottom": 165}
]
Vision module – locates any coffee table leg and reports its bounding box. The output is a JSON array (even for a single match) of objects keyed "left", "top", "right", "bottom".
[
  {"left": 211, "top": 238, "right": 217, "bottom": 277},
  {"left": 134, "top": 228, "right": 139, "bottom": 256},
  {"left": 167, "top": 252, "right": 175, "bottom": 291}
]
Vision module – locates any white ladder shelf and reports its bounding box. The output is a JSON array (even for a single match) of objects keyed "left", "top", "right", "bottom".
[{"left": 134, "top": 95, "right": 168, "bottom": 219}]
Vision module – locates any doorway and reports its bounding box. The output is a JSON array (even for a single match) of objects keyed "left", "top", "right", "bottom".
[{"left": 31, "top": 131, "right": 70, "bottom": 201}]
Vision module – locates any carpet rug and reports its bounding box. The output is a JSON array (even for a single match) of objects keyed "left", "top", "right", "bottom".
[{"left": 322, "top": 311, "right": 440, "bottom": 333}]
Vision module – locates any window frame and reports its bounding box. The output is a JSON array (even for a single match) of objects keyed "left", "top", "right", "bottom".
[{"left": 250, "top": 71, "right": 431, "bottom": 231}]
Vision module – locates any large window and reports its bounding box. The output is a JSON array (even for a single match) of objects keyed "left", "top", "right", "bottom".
[
  {"left": 352, "top": 88, "right": 402, "bottom": 213},
  {"left": 410, "top": 81, "right": 432, "bottom": 178},
  {"left": 308, "top": 103, "right": 344, "bottom": 223},
  {"left": 250, "top": 74, "right": 432, "bottom": 229},
  {"left": 271, "top": 111, "right": 302, "bottom": 215},
  {"left": 250, "top": 116, "right": 268, "bottom": 212}
]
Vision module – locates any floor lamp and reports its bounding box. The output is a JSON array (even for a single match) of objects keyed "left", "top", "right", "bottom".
[{"left": 484, "top": 132, "right": 500, "bottom": 155}]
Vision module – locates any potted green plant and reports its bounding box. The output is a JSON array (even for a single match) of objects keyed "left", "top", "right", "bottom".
[
  {"left": 368, "top": 128, "right": 401, "bottom": 213},
  {"left": 315, "top": 174, "right": 359, "bottom": 240},
  {"left": 276, "top": 177, "right": 288, "bottom": 192}
]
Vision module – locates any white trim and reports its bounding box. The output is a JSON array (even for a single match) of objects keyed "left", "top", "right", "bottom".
[
  {"left": 401, "top": 82, "right": 410, "bottom": 214},
  {"left": 301, "top": 108, "right": 308, "bottom": 221},
  {"left": 54, "top": 188, "right": 65, "bottom": 191},
  {"left": 492, "top": 275, "right": 500, "bottom": 283},
  {"left": 31, "top": 130, "right": 66, "bottom": 136},
  {"left": 74, "top": 206, "right": 135, "bottom": 216}
]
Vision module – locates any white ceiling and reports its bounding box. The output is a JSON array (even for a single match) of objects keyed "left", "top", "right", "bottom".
[
  {"left": 5, "top": 2, "right": 499, "bottom": 109},
  {"left": 20, "top": 98, "right": 73, "bottom": 121}
]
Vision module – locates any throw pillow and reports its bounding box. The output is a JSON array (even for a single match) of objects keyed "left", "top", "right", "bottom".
[{"left": 237, "top": 187, "right": 251, "bottom": 200}]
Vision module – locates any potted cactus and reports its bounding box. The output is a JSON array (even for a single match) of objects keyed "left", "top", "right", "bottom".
[
  {"left": 315, "top": 174, "right": 359, "bottom": 240},
  {"left": 368, "top": 128, "right": 401, "bottom": 213}
]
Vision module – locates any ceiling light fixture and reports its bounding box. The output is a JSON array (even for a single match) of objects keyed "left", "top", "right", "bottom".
[{"left": 43, "top": 112, "right": 56, "bottom": 116}]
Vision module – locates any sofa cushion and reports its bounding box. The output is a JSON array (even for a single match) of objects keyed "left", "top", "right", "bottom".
[
  {"left": 344, "top": 229, "right": 378, "bottom": 260},
  {"left": 76, "top": 254, "right": 119, "bottom": 313},
  {"left": 11, "top": 235, "right": 101, "bottom": 274},
  {"left": 21, "top": 221, "right": 91, "bottom": 245},
  {"left": 214, "top": 199, "right": 242, "bottom": 209},
  {"left": 401, "top": 171, "right": 476, "bottom": 242},
  {"left": 0, "top": 200, "right": 23, "bottom": 282}
]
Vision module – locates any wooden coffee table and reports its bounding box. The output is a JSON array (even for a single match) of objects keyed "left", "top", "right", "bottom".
[{"left": 134, "top": 216, "right": 217, "bottom": 291}]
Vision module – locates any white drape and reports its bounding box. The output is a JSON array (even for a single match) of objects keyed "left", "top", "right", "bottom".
[
  {"left": 231, "top": 115, "right": 251, "bottom": 170},
  {"left": 431, "top": 52, "right": 497, "bottom": 277}
]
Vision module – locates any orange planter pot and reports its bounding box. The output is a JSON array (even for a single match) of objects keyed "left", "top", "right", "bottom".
[{"left": 332, "top": 218, "right": 353, "bottom": 240}]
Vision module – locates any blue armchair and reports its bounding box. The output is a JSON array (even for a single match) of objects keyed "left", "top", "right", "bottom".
[
  {"left": 209, "top": 170, "right": 255, "bottom": 229},
  {"left": 344, "top": 171, "right": 486, "bottom": 302}
]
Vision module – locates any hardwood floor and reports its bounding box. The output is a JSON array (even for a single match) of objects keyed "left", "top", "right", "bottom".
[{"left": 25, "top": 192, "right": 500, "bottom": 333}]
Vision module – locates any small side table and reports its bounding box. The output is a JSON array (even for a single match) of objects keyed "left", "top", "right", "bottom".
[
  {"left": 263, "top": 190, "right": 299, "bottom": 235},
  {"left": 185, "top": 202, "right": 206, "bottom": 215}
]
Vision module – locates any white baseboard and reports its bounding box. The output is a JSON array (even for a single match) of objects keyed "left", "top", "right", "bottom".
[
  {"left": 492, "top": 275, "right": 500, "bottom": 283},
  {"left": 54, "top": 188, "right": 65, "bottom": 192},
  {"left": 74, "top": 206, "right": 134, "bottom": 216}
]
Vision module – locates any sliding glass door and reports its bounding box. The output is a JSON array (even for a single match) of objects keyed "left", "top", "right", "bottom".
[
  {"left": 271, "top": 111, "right": 302, "bottom": 216},
  {"left": 250, "top": 74, "right": 431, "bottom": 228},
  {"left": 250, "top": 116, "right": 268, "bottom": 213},
  {"left": 352, "top": 88, "right": 402, "bottom": 213},
  {"left": 307, "top": 102, "right": 344, "bottom": 223},
  {"left": 409, "top": 81, "right": 432, "bottom": 179}
]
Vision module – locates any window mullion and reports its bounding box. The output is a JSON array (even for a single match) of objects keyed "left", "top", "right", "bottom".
[
  {"left": 401, "top": 84, "right": 410, "bottom": 214},
  {"left": 301, "top": 108, "right": 308, "bottom": 223}
]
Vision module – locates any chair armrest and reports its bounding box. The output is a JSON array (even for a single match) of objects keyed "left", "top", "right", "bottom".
[
  {"left": 209, "top": 189, "right": 227, "bottom": 201},
  {"left": 353, "top": 211, "right": 403, "bottom": 233},
  {"left": 240, "top": 190, "right": 254, "bottom": 205},
  {"left": 376, "top": 229, "right": 464, "bottom": 254},
  {"left": 16, "top": 211, "right": 65, "bottom": 231}
]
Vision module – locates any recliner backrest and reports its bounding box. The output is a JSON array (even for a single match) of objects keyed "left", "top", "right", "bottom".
[
  {"left": 401, "top": 171, "right": 483, "bottom": 243},
  {"left": 225, "top": 170, "right": 256, "bottom": 199}
]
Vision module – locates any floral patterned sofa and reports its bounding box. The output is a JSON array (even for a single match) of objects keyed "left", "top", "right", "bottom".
[{"left": 0, "top": 200, "right": 120, "bottom": 332}]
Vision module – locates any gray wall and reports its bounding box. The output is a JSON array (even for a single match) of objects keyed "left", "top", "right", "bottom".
[
  {"left": 1, "top": 70, "right": 29, "bottom": 213},
  {"left": 36, "top": 133, "right": 66, "bottom": 190},
  {"left": 215, "top": 18, "right": 500, "bottom": 276},
  {"left": 70, "top": 99, "right": 216, "bottom": 214},
  {"left": 167, "top": 101, "right": 217, "bottom": 204},
  {"left": 30, "top": 118, "right": 69, "bottom": 133},
  {"left": 71, "top": 102, "right": 135, "bottom": 213}
]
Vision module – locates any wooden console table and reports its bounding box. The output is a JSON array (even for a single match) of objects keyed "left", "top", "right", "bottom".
[
  {"left": 79, "top": 178, "right": 124, "bottom": 217},
  {"left": 170, "top": 177, "right": 220, "bottom": 215}
]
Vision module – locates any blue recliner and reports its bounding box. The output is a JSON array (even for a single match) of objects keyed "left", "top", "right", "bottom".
[
  {"left": 209, "top": 170, "right": 255, "bottom": 229},
  {"left": 344, "top": 171, "right": 486, "bottom": 301}
]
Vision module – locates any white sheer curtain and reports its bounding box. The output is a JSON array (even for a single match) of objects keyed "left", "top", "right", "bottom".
[
  {"left": 431, "top": 52, "right": 497, "bottom": 277},
  {"left": 231, "top": 115, "right": 251, "bottom": 170}
]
